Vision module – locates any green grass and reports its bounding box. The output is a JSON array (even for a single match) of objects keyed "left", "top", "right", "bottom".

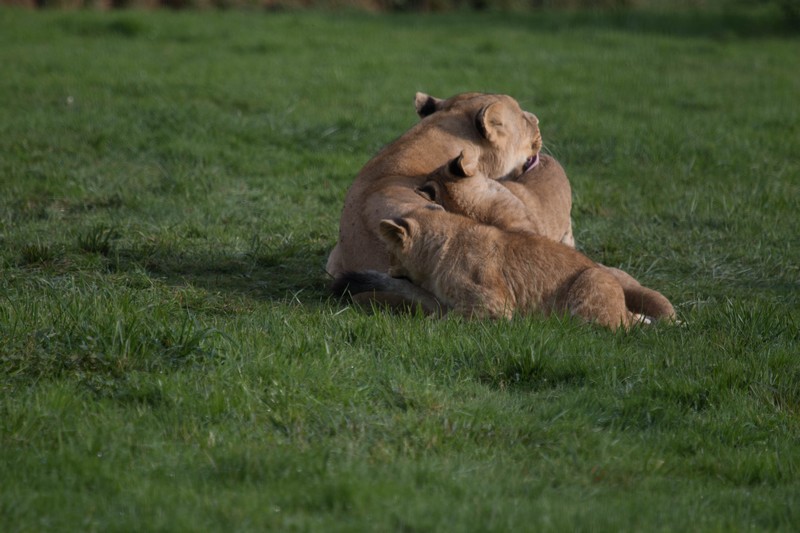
[{"left": 1, "top": 7, "right": 799, "bottom": 531}]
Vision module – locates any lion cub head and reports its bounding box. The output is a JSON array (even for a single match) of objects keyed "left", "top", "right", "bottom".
[
  {"left": 377, "top": 206, "right": 450, "bottom": 289},
  {"left": 416, "top": 150, "right": 535, "bottom": 233},
  {"left": 415, "top": 92, "right": 542, "bottom": 180}
]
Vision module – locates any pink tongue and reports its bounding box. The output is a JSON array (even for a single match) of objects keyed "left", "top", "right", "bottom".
[{"left": 524, "top": 154, "right": 540, "bottom": 172}]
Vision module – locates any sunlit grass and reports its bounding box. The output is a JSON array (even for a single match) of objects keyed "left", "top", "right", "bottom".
[{"left": 1, "top": 7, "right": 798, "bottom": 531}]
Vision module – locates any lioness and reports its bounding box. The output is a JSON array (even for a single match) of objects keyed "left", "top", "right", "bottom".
[
  {"left": 326, "top": 92, "right": 542, "bottom": 279},
  {"left": 375, "top": 206, "right": 636, "bottom": 330},
  {"left": 414, "top": 93, "right": 574, "bottom": 247}
]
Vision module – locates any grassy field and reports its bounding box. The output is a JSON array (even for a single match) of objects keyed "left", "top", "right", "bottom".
[{"left": 1, "top": 7, "right": 799, "bottom": 531}]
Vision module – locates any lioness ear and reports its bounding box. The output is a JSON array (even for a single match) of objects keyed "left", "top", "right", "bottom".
[
  {"left": 475, "top": 101, "right": 508, "bottom": 144},
  {"left": 378, "top": 218, "right": 412, "bottom": 248},
  {"left": 415, "top": 92, "right": 444, "bottom": 118},
  {"left": 449, "top": 150, "right": 478, "bottom": 178}
]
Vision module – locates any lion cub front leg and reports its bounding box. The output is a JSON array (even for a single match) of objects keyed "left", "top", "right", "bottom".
[
  {"left": 447, "top": 281, "right": 514, "bottom": 320},
  {"left": 453, "top": 301, "right": 514, "bottom": 320},
  {"left": 563, "top": 268, "right": 634, "bottom": 331}
]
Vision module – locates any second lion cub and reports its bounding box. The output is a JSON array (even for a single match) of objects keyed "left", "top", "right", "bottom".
[
  {"left": 418, "top": 150, "right": 675, "bottom": 322},
  {"left": 414, "top": 115, "right": 574, "bottom": 247},
  {"left": 378, "top": 206, "right": 636, "bottom": 330}
]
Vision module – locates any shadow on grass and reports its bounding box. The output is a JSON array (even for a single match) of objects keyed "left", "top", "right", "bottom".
[{"left": 111, "top": 240, "right": 333, "bottom": 305}]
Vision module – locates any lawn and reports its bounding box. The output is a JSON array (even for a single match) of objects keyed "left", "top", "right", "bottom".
[{"left": 1, "top": 7, "right": 798, "bottom": 531}]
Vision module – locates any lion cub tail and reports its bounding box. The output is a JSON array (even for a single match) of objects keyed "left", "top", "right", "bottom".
[{"left": 331, "top": 271, "right": 445, "bottom": 316}]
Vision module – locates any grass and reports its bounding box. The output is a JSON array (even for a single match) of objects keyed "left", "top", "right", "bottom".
[{"left": 1, "top": 6, "right": 799, "bottom": 531}]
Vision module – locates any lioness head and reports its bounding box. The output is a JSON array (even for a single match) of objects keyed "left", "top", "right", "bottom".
[
  {"left": 415, "top": 92, "right": 542, "bottom": 180},
  {"left": 414, "top": 92, "right": 542, "bottom": 177}
]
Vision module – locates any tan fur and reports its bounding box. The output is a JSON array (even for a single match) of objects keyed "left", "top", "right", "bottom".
[
  {"left": 326, "top": 92, "right": 542, "bottom": 278},
  {"left": 417, "top": 152, "right": 675, "bottom": 322},
  {"left": 415, "top": 96, "right": 574, "bottom": 247},
  {"left": 501, "top": 154, "right": 575, "bottom": 247},
  {"left": 418, "top": 149, "right": 574, "bottom": 245},
  {"left": 330, "top": 92, "right": 674, "bottom": 322},
  {"left": 378, "top": 207, "right": 635, "bottom": 330}
]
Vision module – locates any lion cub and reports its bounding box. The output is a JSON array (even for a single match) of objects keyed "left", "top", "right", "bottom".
[
  {"left": 415, "top": 96, "right": 574, "bottom": 247},
  {"left": 417, "top": 151, "right": 676, "bottom": 322},
  {"left": 416, "top": 148, "right": 573, "bottom": 245},
  {"left": 378, "top": 206, "right": 635, "bottom": 330}
]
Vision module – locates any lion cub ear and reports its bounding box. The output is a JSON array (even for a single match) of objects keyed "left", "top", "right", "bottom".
[
  {"left": 475, "top": 100, "right": 510, "bottom": 144},
  {"left": 416, "top": 181, "right": 439, "bottom": 202},
  {"left": 448, "top": 149, "right": 479, "bottom": 178},
  {"left": 378, "top": 218, "right": 413, "bottom": 249},
  {"left": 415, "top": 92, "right": 444, "bottom": 118}
]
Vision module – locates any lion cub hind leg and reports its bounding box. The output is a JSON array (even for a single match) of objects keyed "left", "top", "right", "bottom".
[
  {"left": 600, "top": 266, "right": 676, "bottom": 322},
  {"left": 563, "top": 268, "right": 633, "bottom": 331}
]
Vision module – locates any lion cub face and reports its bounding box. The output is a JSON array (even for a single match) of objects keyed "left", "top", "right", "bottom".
[
  {"left": 416, "top": 148, "right": 486, "bottom": 209},
  {"left": 376, "top": 206, "right": 503, "bottom": 318}
]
